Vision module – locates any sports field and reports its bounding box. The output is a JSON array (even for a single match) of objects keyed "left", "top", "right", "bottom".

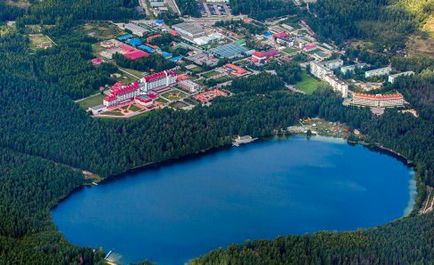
[{"left": 295, "top": 72, "right": 322, "bottom": 94}]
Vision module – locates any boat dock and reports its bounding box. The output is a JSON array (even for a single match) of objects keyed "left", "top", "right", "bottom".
[{"left": 232, "top": 135, "right": 257, "bottom": 146}]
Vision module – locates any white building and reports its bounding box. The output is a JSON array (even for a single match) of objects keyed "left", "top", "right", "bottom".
[
  {"left": 103, "top": 82, "right": 141, "bottom": 107},
  {"left": 365, "top": 66, "right": 392, "bottom": 78},
  {"left": 388, "top": 71, "right": 415, "bottom": 83},
  {"left": 340, "top": 63, "right": 368, "bottom": 75},
  {"left": 140, "top": 70, "right": 177, "bottom": 92},
  {"left": 178, "top": 80, "right": 201, "bottom": 93},
  {"left": 123, "top": 23, "right": 148, "bottom": 37},
  {"left": 172, "top": 23, "right": 206, "bottom": 40},
  {"left": 310, "top": 60, "right": 348, "bottom": 98},
  {"left": 349, "top": 93, "right": 406, "bottom": 108},
  {"left": 322, "top": 59, "right": 343, "bottom": 70}
]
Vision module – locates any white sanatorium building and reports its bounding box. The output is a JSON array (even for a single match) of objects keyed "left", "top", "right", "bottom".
[
  {"left": 364, "top": 66, "right": 392, "bottom": 78},
  {"left": 310, "top": 59, "right": 348, "bottom": 98},
  {"left": 388, "top": 71, "right": 415, "bottom": 83},
  {"left": 349, "top": 93, "right": 407, "bottom": 108}
]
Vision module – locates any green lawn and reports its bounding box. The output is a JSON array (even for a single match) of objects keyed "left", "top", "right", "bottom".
[
  {"left": 283, "top": 47, "right": 298, "bottom": 54},
  {"left": 202, "top": 70, "right": 219, "bottom": 78},
  {"left": 295, "top": 72, "right": 322, "bottom": 95},
  {"left": 77, "top": 93, "right": 105, "bottom": 109}
]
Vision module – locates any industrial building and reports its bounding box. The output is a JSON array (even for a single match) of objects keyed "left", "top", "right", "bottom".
[{"left": 172, "top": 23, "right": 206, "bottom": 40}]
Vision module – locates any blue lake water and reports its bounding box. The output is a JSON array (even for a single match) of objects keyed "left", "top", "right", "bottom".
[{"left": 52, "top": 136, "right": 415, "bottom": 264}]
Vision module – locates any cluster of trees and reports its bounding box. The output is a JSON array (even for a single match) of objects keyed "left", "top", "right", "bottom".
[
  {"left": 26, "top": 0, "right": 141, "bottom": 24},
  {"left": 230, "top": 73, "right": 284, "bottom": 94},
  {"left": 113, "top": 53, "right": 175, "bottom": 73},
  {"left": 306, "top": 0, "right": 417, "bottom": 50},
  {"left": 0, "top": 2, "right": 25, "bottom": 22},
  {"left": 215, "top": 20, "right": 266, "bottom": 35},
  {"left": 229, "top": 0, "right": 297, "bottom": 20},
  {"left": 344, "top": 47, "right": 389, "bottom": 68},
  {"left": 266, "top": 61, "right": 302, "bottom": 84},
  {"left": 175, "top": 0, "right": 201, "bottom": 17}
]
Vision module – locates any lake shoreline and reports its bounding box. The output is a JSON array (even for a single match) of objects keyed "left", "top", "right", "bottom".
[{"left": 52, "top": 134, "right": 416, "bottom": 265}]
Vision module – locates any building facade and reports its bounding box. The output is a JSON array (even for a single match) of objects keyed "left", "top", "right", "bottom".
[
  {"left": 140, "top": 70, "right": 177, "bottom": 92},
  {"left": 349, "top": 93, "right": 406, "bottom": 108}
]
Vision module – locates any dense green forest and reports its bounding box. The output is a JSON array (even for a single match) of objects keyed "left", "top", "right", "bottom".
[
  {"left": 0, "top": 2, "right": 25, "bottom": 22},
  {"left": 192, "top": 211, "right": 434, "bottom": 265},
  {"left": 306, "top": 0, "right": 425, "bottom": 50},
  {"left": 175, "top": 0, "right": 201, "bottom": 17},
  {"left": 1, "top": 1, "right": 434, "bottom": 265},
  {"left": 229, "top": 0, "right": 297, "bottom": 20}
]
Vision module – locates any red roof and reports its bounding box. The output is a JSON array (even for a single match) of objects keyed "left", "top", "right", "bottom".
[
  {"left": 91, "top": 58, "right": 103, "bottom": 65},
  {"left": 225, "top": 64, "right": 248, "bottom": 75},
  {"left": 124, "top": 50, "right": 149, "bottom": 60},
  {"left": 353, "top": 93, "right": 403, "bottom": 101},
  {"left": 252, "top": 49, "right": 279, "bottom": 59},
  {"left": 304, "top": 43, "right": 317, "bottom": 50},
  {"left": 104, "top": 95, "right": 117, "bottom": 102},
  {"left": 143, "top": 70, "right": 176, "bottom": 82},
  {"left": 273, "top": 32, "right": 289, "bottom": 39},
  {"left": 109, "top": 82, "right": 140, "bottom": 97}
]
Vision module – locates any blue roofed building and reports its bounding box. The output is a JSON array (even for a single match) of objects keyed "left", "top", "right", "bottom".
[
  {"left": 138, "top": 45, "right": 155, "bottom": 53},
  {"left": 127, "top": 38, "right": 142, "bottom": 47},
  {"left": 117, "top": 34, "right": 133, "bottom": 41},
  {"left": 162, "top": 52, "right": 173, "bottom": 59}
]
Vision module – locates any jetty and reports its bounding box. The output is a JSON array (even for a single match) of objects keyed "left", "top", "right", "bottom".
[{"left": 232, "top": 135, "right": 257, "bottom": 146}]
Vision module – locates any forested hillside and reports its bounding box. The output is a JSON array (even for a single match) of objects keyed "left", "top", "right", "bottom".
[
  {"left": 192, "top": 211, "right": 434, "bottom": 265},
  {"left": 306, "top": 0, "right": 434, "bottom": 50},
  {"left": 229, "top": 0, "right": 297, "bottom": 20}
]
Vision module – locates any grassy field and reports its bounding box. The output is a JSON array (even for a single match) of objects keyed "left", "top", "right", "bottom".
[
  {"left": 29, "top": 34, "right": 54, "bottom": 50},
  {"left": 161, "top": 89, "right": 189, "bottom": 101},
  {"left": 295, "top": 72, "right": 322, "bottom": 95},
  {"left": 283, "top": 47, "right": 298, "bottom": 54},
  {"left": 77, "top": 93, "right": 105, "bottom": 109},
  {"left": 81, "top": 22, "right": 123, "bottom": 40},
  {"left": 202, "top": 70, "right": 219, "bottom": 78}
]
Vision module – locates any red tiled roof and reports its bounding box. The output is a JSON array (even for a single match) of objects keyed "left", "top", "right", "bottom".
[
  {"left": 109, "top": 82, "right": 140, "bottom": 97},
  {"left": 225, "top": 64, "right": 248, "bottom": 75},
  {"left": 143, "top": 70, "right": 176, "bottom": 82},
  {"left": 124, "top": 50, "right": 150, "bottom": 60},
  {"left": 252, "top": 49, "right": 279, "bottom": 59},
  {"left": 353, "top": 93, "right": 403, "bottom": 101},
  {"left": 273, "top": 32, "right": 289, "bottom": 39}
]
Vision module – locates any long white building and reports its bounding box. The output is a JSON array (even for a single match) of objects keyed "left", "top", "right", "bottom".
[
  {"left": 349, "top": 93, "right": 406, "bottom": 108},
  {"left": 365, "top": 66, "right": 392, "bottom": 78},
  {"left": 388, "top": 71, "right": 415, "bottom": 83},
  {"left": 310, "top": 60, "right": 348, "bottom": 98},
  {"left": 140, "top": 70, "right": 177, "bottom": 92}
]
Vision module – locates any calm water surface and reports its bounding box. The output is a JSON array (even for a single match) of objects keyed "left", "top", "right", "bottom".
[{"left": 52, "top": 136, "right": 415, "bottom": 264}]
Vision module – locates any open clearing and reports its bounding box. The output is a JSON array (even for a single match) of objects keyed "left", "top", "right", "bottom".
[
  {"left": 81, "top": 22, "right": 123, "bottom": 40},
  {"left": 295, "top": 72, "right": 322, "bottom": 94},
  {"left": 29, "top": 34, "right": 55, "bottom": 50},
  {"left": 77, "top": 94, "right": 105, "bottom": 109}
]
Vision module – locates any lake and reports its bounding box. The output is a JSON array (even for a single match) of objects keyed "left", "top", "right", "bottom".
[{"left": 52, "top": 136, "right": 415, "bottom": 264}]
